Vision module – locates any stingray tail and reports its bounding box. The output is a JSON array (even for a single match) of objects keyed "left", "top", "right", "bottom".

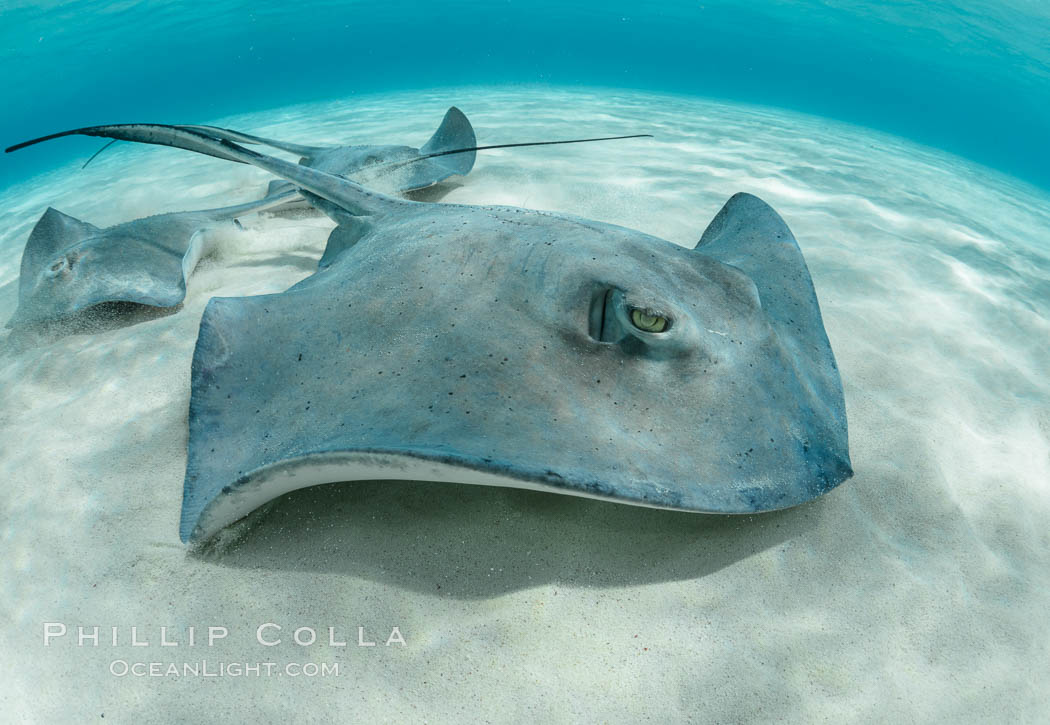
[
  {"left": 418, "top": 133, "right": 653, "bottom": 162},
  {"left": 368, "top": 132, "right": 654, "bottom": 193},
  {"left": 6, "top": 124, "right": 401, "bottom": 218},
  {"left": 178, "top": 125, "right": 323, "bottom": 158},
  {"left": 81, "top": 139, "right": 119, "bottom": 169},
  {"left": 7, "top": 123, "right": 652, "bottom": 217},
  {"left": 202, "top": 188, "right": 304, "bottom": 220},
  {"left": 419, "top": 107, "right": 477, "bottom": 177},
  {"left": 80, "top": 125, "right": 323, "bottom": 170}
]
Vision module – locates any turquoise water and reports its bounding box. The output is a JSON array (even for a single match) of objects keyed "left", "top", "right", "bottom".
[
  {"left": 3, "top": 88, "right": 1049, "bottom": 720},
  {"left": 3, "top": 4, "right": 1050, "bottom": 720},
  {"left": 2, "top": 1, "right": 1049, "bottom": 190}
]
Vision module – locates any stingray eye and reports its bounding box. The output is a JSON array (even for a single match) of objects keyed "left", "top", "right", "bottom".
[
  {"left": 630, "top": 308, "right": 669, "bottom": 333},
  {"left": 589, "top": 289, "right": 676, "bottom": 344}
]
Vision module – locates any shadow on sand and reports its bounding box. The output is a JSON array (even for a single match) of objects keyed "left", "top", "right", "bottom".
[
  {"left": 3, "top": 300, "right": 180, "bottom": 351},
  {"left": 192, "top": 477, "right": 822, "bottom": 599}
]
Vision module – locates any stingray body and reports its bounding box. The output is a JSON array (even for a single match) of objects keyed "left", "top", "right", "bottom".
[
  {"left": 181, "top": 105, "right": 477, "bottom": 201},
  {"left": 7, "top": 125, "right": 852, "bottom": 542},
  {"left": 6, "top": 190, "right": 296, "bottom": 330}
]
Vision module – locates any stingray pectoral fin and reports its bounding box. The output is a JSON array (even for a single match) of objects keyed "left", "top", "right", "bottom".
[
  {"left": 419, "top": 106, "right": 477, "bottom": 176},
  {"left": 179, "top": 124, "right": 323, "bottom": 158},
  {"left": 697, "top": 192, "right": 852, "bottom": 482},
  {"left": 696, "top": 193, "right": 832, "bottom": 361}
]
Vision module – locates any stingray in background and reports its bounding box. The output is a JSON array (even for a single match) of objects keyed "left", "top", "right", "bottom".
[
  {"left": 185, "top": 106, "right": 478, "bottom": 201},
  {"left": 84, "top": 106, "right": 647, "bottom": 204},
  {"left": 5, "top": 189, "right": 299, "bottom": 332},
  {"left": 7, "top": 124, "right": 852, "bottom": 543},
  {"left": 84, "top": 106, "right": 478, "bottom": 202}
]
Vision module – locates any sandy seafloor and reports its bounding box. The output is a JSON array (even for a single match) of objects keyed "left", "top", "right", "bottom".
[{"left": 1, "top": 87, "right": 1048, "bottom": 722}]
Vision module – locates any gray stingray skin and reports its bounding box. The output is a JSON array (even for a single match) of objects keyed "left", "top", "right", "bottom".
[
  {"left": 4, "top": 124, "right": 852, "bottom": 542},
  {"left": 184, "top": 105, "right": 477, "bottom": 200},
  {"left": 6, "top": 191, "right": 295, "bottom": 329},
  {"left": 182, "top": 192, "right": 852, "bottom": 540}
]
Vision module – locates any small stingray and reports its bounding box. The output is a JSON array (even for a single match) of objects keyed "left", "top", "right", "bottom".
[
  {"left": 5, "top": 189, "right": 297, "bottom": 330},
  {"left": 8, "top": 125, "right": 852, "bottom": 543}
]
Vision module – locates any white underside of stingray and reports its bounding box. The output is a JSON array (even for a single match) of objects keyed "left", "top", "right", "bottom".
[{"left": 192, "top": 453, "right": 696, "bottom": 542}]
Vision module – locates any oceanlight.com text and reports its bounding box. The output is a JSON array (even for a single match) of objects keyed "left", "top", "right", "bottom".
[{"left": 109, "top": 660, "right": 341, "bottom": 678}]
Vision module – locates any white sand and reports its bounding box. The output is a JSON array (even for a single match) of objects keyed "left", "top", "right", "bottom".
[{"left": 1, "top": 87, "right": 1048, "bottom": 722}]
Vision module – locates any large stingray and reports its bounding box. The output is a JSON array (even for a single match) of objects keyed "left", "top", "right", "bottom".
[
  {"left": 8, "top": 125, "right": 853, "bottom": 543},
  {"left": 5, "top": 189, "right": 298, "bottom": 331}
]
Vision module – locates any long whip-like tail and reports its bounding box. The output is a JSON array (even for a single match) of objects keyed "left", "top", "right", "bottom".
[
  {"left": 6, "top": 124, "right": 654, "bottom": 215},
  {"left": 81, "top": 139, "right": 118, "bottom": 169},
  {"left": 45, "top": 124, "right": 652, "bottom": 173}
]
